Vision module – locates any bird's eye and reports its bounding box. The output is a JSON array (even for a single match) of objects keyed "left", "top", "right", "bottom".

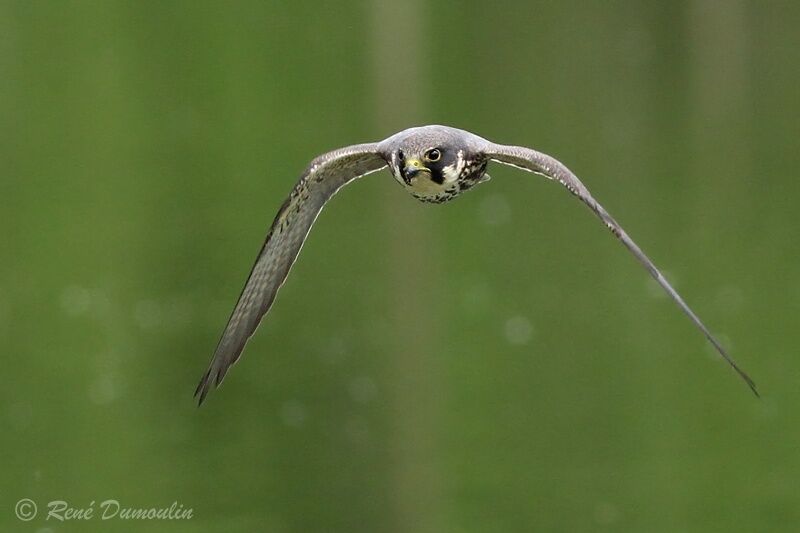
[
  {"left": 425, "top": 148, "right": 442, "bottom": 162},
  {"left": 397, "top": 150, "right": 405, "bottom": 161}
]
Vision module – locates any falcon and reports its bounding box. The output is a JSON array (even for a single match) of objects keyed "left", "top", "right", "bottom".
[{"left": 195, "top": 125, "right": 757, "bottom": 403}]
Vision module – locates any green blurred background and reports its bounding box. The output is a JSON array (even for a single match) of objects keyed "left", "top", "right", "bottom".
[{"left": 2, "top": 1, "right": 799, "bottom": 531}]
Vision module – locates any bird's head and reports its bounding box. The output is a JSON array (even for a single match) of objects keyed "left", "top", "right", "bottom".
[{"left": 379, "top": 125, "right": 490, "bottom": 203}]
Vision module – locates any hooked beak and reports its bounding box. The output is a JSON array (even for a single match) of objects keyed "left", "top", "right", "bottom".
[{"left": 401, "top": 158, "right": 429, "bottom": 183}]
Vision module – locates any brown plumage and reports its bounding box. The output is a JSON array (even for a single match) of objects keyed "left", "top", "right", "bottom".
[{"left": 195, "top": 125, "right": 757, "bottom": 404}]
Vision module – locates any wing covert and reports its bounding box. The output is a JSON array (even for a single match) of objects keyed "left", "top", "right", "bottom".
[
  {"left": 485, "top": 143, "right": 758, "bottom": 396},
  {"left": 195, "top": 144, "right": 387, "bottom": 403}
]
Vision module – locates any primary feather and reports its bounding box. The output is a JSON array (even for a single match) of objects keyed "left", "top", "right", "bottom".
[{"left": 195, "top": 144, "right": 386, "bottom": 403}]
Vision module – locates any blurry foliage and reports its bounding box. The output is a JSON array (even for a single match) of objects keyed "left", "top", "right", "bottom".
[{"left": 1, "top": 1, "right": 799, "bottom": 532}]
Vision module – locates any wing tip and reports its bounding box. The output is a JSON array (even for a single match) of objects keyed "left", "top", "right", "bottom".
[
  {"left": 740, "top": 369, "right": 760, "bottom": 399},
  {"left": 194, "top": 369, "right": 214, "bottom": 406},
  {"left": 722, "top": 351, "right": 760, "bottom": 398},
  {"left": 194, "top": 335, "right": 251, "bottom": 406},
  {"left": 193, "top": 356, "right": 236, "bottom": 406}
]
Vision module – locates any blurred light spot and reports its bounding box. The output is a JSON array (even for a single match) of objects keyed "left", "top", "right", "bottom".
[
  {"left": 134, "top": 300, "right": 163, "bottom": 330},
  {"left": 479, "top": 193, "right": 511, "bottom": 226},
  {"left": 36, "top": 528, "right": 56, "bottom": 533},
  {"left": 646, "top": 270, "right": 676, "bottom": 299},
  {"left": 88, "top": 374, "right": 119, "bottom": 405},
  {"left": 60, "top": 285, "right": 92, "bottom": 316},
  {"left": 7, "top": 402, "right": 33, "bottom": 431},
  {"left": 280, "top": 400, "right": 307, "bottom": 428},
  {"left": 504, "top": 316, "right": 533, "bottom": 345},
  {"left": 348, "top": 376, "right": 377, "bottom": 404},
  {"left": 594, "top": 501, "right": 620, "bottom": 525}
]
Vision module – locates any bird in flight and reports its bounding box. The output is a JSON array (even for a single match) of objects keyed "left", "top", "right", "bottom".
[{"left": 195, "top": 125, "right": 757, "bottom": 403}]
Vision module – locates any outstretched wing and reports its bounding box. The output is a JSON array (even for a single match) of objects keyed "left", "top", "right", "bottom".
[
  {"left": 195, "top": 144, "right": 387, "bottom": 404},
  {"left": 485, "top": 143, "right": 758, "bottom": 396}
]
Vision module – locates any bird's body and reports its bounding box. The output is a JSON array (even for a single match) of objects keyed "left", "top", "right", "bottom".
[{"left": 194, "top": 125, "right": 757, "bottom": 403}]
